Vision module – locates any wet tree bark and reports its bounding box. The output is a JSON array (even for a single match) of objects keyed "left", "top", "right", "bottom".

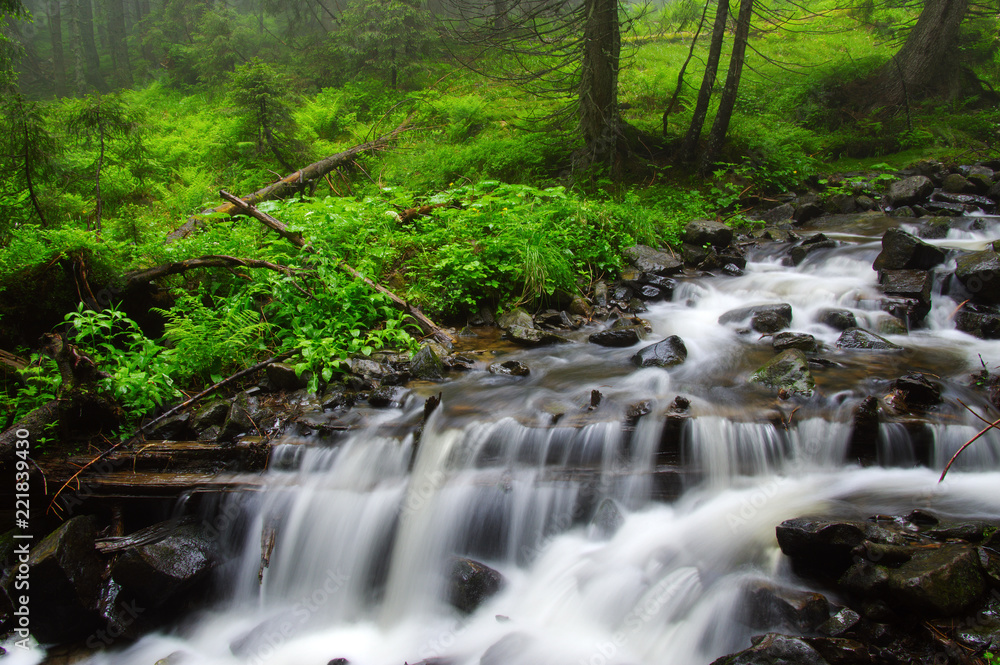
[
  {"left": 47, "top": 0, "right": 67, "bottom": 96},
  {"left": 699, "top": 0, "right": 754, "bottom": 171},
  {"left": 576, "top": 0, "right": 625, "bottom": 172},
  {"left": 862, "top": 0, "right": 969, "bottom": 112},
  {"left": 680, "top": 0, "right": 728, "bottom": 160}
]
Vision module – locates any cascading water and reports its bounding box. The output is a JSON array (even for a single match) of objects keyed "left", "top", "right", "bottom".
[{"left": 75, "top": 215, "right": 1000, "bottom": 665}]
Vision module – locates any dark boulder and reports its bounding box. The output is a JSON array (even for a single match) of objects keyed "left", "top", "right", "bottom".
[
  {"left": 836, "top": 328, "right": 901, "bottom": 350},
  {"left": 497, "top": 307, "right": 534, "bottom": 331},
  {"left": 448, "top": 557, "right": 503, "bottom": 613},
  {"left": 891, "top": 373, "right": 941, "bottom": 408},
  {"left": 631, "top": 336, "right": 688, "bottom": 367},
  {"left": 589, "top": 326, "right": 644, "bottom": 347},
  {"left": 111, "top": 523, "right": 222, "bottom": 609},
  {"left": 145, "top": 412, "right": 195, "bottom": 440},
  {"left": 749, "top": 349, "right": 815, "bottom": 396},
  {"left": 219, "top": 392, "right": 257, "bottom": 441},
  {"left": 26, "top": 515, "right": 104, "bottom": 644},
  {"left": 776, "top": 517, "right": 867, "bottom": 576},
  {"left": 955, "top": 305, "right": 1000, "bottom": 339},
  {"left": 740, "top": 581, "right": 831, "bottom": 633},
  {"left": 816, "top": 309, "right": 858, "bottom": 331},
  {"left": 488, "top": 360, "right": 530, "bottom": 377},
  {"left": 760, "top": 203, "right": 794, "bottom": 224},
  {"left": 683, "top": 219, "right": 733, "bottom": 248},
  {"left": 847, "top": 396, "right": 880, "bottom": 464},
  {"left": 872, "top": 228, "right": 946, "bottom": 271},
  {"left": 942, "top": 172, "right": 976, "bottom": 194},
  {"left": 411, "top": 344, "right": 445, "bottom": 381},
  {"left": 772, "top": 332, "right": 817, "bottom": 353},
  {"left": 955, "top": 250, "right": 1000, "bottom": 305},
  {"left": 266, "top": 362, "right": 309, "bottom": 391},
  {"left": 885, "top": 545, "right": 986, "bottom": 616},
  {"left": 191, "top": 399, "right": 230, "bottom": 432},
  {"left": 878, "top": 270, "right": 933, "bottom": 312},
  {"left": 709, "top": 633, "right": 831, "bottom": 665},
  {"left": 790, "top": 237, "right": 837, "bottom": 266},
  {"left": 505, "top": 326, "right": 572, "bottom": 347},
  {"left": 623, "top": 245, "right": 684, "bottom": 276},
  {"left": 720, "top": 303, "right": 793, "bottom": 334},
  {"left": 886, "top": 175, "right": 934, "bottom": 207}
]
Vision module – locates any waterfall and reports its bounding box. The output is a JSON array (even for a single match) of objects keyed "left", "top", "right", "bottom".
[{"left": 76, "top": 215, "right": 1000, "bottom": 665}]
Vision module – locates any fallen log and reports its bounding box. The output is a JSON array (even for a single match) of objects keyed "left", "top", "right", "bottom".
[
  {"left": 219, "top": 190, "right": 455, "bottom": 346},
  {"left": 125, "top": 255, "right": 303, "bottom": 287},
  {"left": 166, "top": 114, "right": 414, "bottom": 243}
]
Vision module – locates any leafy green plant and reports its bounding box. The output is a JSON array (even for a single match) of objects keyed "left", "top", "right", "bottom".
[{"left": 153, "top": 285, "right": 271, "bottom": 384}]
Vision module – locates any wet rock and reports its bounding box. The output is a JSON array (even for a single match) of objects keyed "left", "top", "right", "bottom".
[
  {"left": 504, "top": 325, "right": 572, "bottom": 347},
  {"left": 589, "top": 498, "right": 625, "bottom": 538},
  {"left": 794, "top": 201, "right": 825, "bottom": 224},
  {"left": 761, "top": 203, "right": 794, "bottom": 223},
  {"left": 589, "top": 326, "right": 644, "bottom": 347},
  {"left": 709, "top": 633, "right": 830, "bottom": 665},
  {"left": 346, "top": 358, "right": 395, "bottom": 381},
  {"left": 848, "top": 396, "right": 880, "bottom": 464},
  {"left": 368, "top": 386, "right": 401, "bottom": 407},
  {"left": 631, "top": 336, "right": 688, "bottom": 367},
  {"left": 917, "top": 217, "right": 951, "bottom": 239},
  {"left": 682, "top": 242, "right": 713, "bottom": 267},
  {"left": 872, "top": 228, "right": 946, "bottom": 271},
  {"left": 885, "top": 545, "right": 986, "bottom": 616},
  {"left": 790, "top": 237, "right": 837, "bottom": 266},
  {"left": 26, "top": 515, "right": 104, "bottom": 643},
  {"left": 569, "top": 296, "right": 594, "bottom": 319},
  {"left": 816, "top": 608, "right": 861, "bottom": 638},
  {"left": 219, "top": 392, "right": 257, "bottom": 441},
  {"left": 891, "top": 373, "right": 942, "bottom": 407},
  {"left": 411, "top": 344, "right": 445, "bottom": 381},
  {"left": 816, "top": 309, "right": 857, "bottom": 331},
  {"left": 623, "top": 245, "right": 683, "bottom": 276},
  {"left": 772, "top": 332, "right": 817, "bottom": 353},
  {"left": 942, "top": 172, "right": 976, "bottom": 194},
  {"left": 741, "top": 581, "right": 831, "bottom": 632},
  {"left": 923, "top": 200, "right": 964, "bottom": 216},
  {"left": 878, "top": 270, "right": 932, "bottom": 310},
  {"left": 111, "top": 523, "right": 222, "bottom": 609},
  {"left": 955, "top": 305, "right": 1000, "bottom": 339},
  {"left": 448, "top": 557, "right": 503, "bottom": 613},
  {"left": 750, "top": 349, "right": 814, "bottom": 396},
  {"left": 683, "top": 219, "right": 733, "bottom": 248},
  {"left": 638, "top": 284, "right": 665, "bottom": 301},
  {"left": 955, "top": 250, "right": 1000, "bottom": 305},
  {"left": 836, "top": 328, "right": 901, "bottom": 350},
  {"left": 776, "top": 518, "right": 867, "bottom": 576},
  {"left": 497, "top": 307, "right": 534, "bottom": 331},
  {"left": 886, "top": 175, "right": 934, "bottom": 207},
  {"left": 720, "top": 303, "right": 793, "bottom": 334},
  {"left": 889, "top": 205, "right": 915, "bottom": 217},
  {"left": 266, "top": 362, "right": 309, "bottom": 391},
  {"left": 488, "top": 360, "right": 530, "bottom": 377},
  {"left": 146, "top": 412, "right": 195, "bottom": 440},
  {"left": 934, "top": 191, "right": 997, "bottom": 213},
  {"left": 192, "top": 399, "right": 230, "bottom": 432}
]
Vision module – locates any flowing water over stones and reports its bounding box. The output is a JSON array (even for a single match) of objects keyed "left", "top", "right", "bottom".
[{"left": 38, "top": 213, "right": 1000, "bottom": 665}]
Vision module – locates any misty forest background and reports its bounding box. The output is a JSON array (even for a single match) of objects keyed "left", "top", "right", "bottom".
[{"left": 1, "top": 0, "right": 998, "bottom": 433}]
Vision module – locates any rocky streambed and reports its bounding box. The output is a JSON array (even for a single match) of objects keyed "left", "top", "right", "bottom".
[{"left": 6, "top": 161, "right": 1000, "bottom": 664}]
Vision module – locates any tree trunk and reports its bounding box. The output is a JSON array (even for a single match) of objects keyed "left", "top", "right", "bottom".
[
  {"left": 699, "top": 0, "right": 753, "bottom": 171},
  {"left": 662, "top": 0, "right": 710, "bottom": 136},
  {"left": 576, "top": 0, "right": 624, "bottom": 171},
  {"left": 48, "top": 0, "right": 68, "bottom": 97},
  {"left": 864, "top": 0, "right": 969, "bottom": 111},
  {"left": 106, "top": 0, "right": 133, "bottom": 89},
  {"left": 68, "top": 0, "right": 87, "bottom": 94},
  {"left": 75, "top": 0, "right": 107, "bottom": 91},
  {"left": 681, "top": 0, "right": 728, "bottom": 160}
]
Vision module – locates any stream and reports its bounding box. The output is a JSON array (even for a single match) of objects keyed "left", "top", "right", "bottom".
[{"left": 65, "top": 214, "right": 1000, "bottom": 664}]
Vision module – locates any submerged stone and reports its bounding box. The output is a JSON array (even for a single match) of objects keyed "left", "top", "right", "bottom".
[
  {"left": 750, "top": 349, "right": 815, "bottom": 396},
  {"left": 720, "top": 303, "right": 793, "bottom": 334},
  {"left": 836, "top": 328, "right": 901, "bottom": 350}
]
